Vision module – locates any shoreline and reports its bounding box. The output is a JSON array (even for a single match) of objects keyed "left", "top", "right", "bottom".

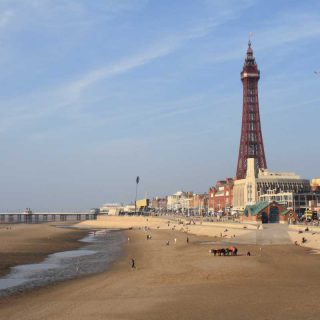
[{"left": 0, "top": 223, "right": 88, "bottom": 277}]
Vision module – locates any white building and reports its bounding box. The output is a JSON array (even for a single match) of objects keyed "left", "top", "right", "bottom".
[
  {"left": 233, "top": 158, "right": 311, "bottom": 212},
  {"left": 100, "top": 203, "right": 124, "bottom": 215},
  {"left": 167, "top": 191, "right": 193, "bottom": 212}
]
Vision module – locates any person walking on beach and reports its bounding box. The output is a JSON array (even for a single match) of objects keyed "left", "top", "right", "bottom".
[
  {"left": 187, "top": 237, "right": 189, "bottom": 244},
  {"left": 131, "top": 258, "right": 135, "bottom": 269}
]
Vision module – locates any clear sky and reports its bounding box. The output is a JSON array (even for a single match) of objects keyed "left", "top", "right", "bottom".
[{"left": 0, "top": 0, "right": 319, "bottom": 211}]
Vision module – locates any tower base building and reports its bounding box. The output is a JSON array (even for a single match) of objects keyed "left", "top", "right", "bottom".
[{"left": 232, "top": 158, "right": 318, "bottom": 216}]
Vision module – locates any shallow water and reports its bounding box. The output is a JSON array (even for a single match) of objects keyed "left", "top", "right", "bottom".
[
  {"left": 309, "top": 249, "right": 320, "bottom": 255},
  {"left": 0, "top": 229, "right": 125, "bottom": 297}
]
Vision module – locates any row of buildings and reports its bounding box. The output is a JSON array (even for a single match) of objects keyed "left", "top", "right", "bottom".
[
  {"left": 147, "top": 168, "right": 320, "bottom": 216},
  {"left": 100, "top": 166, "right": 319, "bottom": 218},
  {"left": 100, "top": 166, "right": 320, "bottom": 216},
  {"left": 99, "top": 193, "right": 209, "bottom": 216},
  {"left": 100, "top": 166, "right": 320, "bottom": 217},
  {"left": 209, "top": 159, "right": 320, "bottom": 215}
]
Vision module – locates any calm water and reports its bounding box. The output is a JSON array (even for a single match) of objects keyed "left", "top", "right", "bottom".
[{"left": 0, "top": 229, "right": 125, "bottom": 297}]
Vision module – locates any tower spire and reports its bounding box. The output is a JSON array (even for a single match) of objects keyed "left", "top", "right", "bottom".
[
  {"left": 247, "top": 33, "right": 253, "bottom": 57},
  {"left": 248, "top": 32, "right": 253, "bottom": 47},
  {"left": 236, "top": 41, "right": 267, "bottom": 180}
]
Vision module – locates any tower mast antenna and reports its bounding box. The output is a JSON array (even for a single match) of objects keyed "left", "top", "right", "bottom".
[{"left": 248, "top": 32, "right": 253, "bottom": 46}]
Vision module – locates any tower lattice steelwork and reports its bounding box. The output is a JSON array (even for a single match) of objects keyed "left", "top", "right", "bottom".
[{"left": 236, "top": 41, "right": 267, "bottom": 179}]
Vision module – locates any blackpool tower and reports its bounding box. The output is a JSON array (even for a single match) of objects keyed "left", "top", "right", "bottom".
[{"left": 236, "top": 41, "right": 267, "bottom": 179}]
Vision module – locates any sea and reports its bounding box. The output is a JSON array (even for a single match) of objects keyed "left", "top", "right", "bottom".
[{"left": 0, "top": 228, "right": 125, "bottom": 297}]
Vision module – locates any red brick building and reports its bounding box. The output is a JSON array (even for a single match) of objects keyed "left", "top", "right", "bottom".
[
  {"left": 151, "top": 197, "right": 167, "bottom": 211},
  {"left": 208, "top": 178, "right": 234, "bottom": 212}
]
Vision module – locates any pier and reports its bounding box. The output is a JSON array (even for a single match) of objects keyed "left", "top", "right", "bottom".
[{"left": 0, "top": 212, "right": 97, "bottom": 224}]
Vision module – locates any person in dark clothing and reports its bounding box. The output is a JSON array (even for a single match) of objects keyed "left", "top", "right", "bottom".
[
  {"left": 187, "top": 237, "right": 189, "bottom": 244},
  {"left": 131, "top": 258, "right": 135, "bottom": 269}
]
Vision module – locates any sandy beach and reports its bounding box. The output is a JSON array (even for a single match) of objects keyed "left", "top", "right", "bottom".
[
  {"left": 79, "top": 215, "right": 320, "bottom": 249},
  {"left": 0, "top": 223, "right": 88, "bottom": 277},
  {"left": 288, "top": 224, "right": 320, "bottom": 251},
  {"left": 0, "top": 217, "right": 320, "bottom": 319}
]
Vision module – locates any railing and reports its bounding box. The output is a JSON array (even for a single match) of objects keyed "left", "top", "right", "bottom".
[{"left": 0, "top": 212, "right": 97, "bottom": 224}]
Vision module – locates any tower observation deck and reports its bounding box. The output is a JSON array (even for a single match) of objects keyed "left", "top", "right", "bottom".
[{"left": 236, "top": 41, "right": 267, "bottom": 179}]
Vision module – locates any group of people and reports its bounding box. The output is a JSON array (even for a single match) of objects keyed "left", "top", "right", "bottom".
[
  {"left": 209, "top": 247, "right": 238, "bottom": 256},
  {"left": 296, "top": 227, "right": 316, "bottom": 244},
  {"left": 166, "top": 237, "right": 186, "bottom": 246},
  {"left": 294, "top": 237, "right": 307, "bottom": 245}
]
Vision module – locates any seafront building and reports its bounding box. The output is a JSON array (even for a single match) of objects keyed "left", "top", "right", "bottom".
[
  {"left": 192, "top": 193, "right": 208, "bottom": 215},
  {"left": 123, "top": 205, "right": 135, "bottom": 213},
  {"left": 311, "top": 179, "right": 320, "bottom": 192},
  {"left": 100, "top": 203, "right": 124, "bottom": 215},
  {"left": 151, "top": 197, "right": 167, "bottom": 211},
  {"left": 208, "top": 179, "right": 234, "bottom": 212},
  {"left": 241, "top": 201, "right": 297, "bottom": 224},
  {"left": 135, "top": 199, "right": 149, "bottom": 211},
  {"left": 167, "top": 191, "right": 193, "bottom": 212},
  {"left": 232, "top": 158, "right": 316, "bottom": 215}
]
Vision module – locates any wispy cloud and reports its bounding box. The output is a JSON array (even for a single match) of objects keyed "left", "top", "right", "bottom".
[
  {"left": 60, "top": 0, "right": 257, "bottom": 99},
  {"left": 2, "top": 0, "right": 318, "bottom": 136},
  {"left": 0, "top": 0, "right": 254, "bottom": 133},
  {"left": 65, "top": 43, "right": 179, "bottom": 97}
]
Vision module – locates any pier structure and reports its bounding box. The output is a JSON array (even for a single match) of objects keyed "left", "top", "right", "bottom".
[{"left": 0, "top": 211, "right": 97, "bottom": 224}]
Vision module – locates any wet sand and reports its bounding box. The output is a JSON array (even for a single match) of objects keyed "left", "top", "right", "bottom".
[
  {"left": 0, "top": 226, "right": 320, "bottom": 320},
  {"left": 0, "top": 224, "right": 88, "bottom": 277}
]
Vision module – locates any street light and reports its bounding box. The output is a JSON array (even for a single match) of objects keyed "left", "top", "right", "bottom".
[{"left": 135, "top": 176, "right": 140, "bottom": 215}]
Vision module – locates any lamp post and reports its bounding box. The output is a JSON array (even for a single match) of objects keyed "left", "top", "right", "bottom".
[{"left": 135, "top": 176, "right": 140, "bottom": 215}]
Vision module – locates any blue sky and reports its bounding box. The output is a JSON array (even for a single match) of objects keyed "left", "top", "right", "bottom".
[{"left": 0, "top": 0, "right": 319, "bottom": 210}]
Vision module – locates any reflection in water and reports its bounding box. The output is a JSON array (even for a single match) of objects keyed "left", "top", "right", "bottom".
[{"left": 0, "top": 229, "right": 124, "bottom": 296}]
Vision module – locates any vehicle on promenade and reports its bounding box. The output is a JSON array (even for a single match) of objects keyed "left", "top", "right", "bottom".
[{"left": 301, "top": 210, "right": 318, "bottom": 222}]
